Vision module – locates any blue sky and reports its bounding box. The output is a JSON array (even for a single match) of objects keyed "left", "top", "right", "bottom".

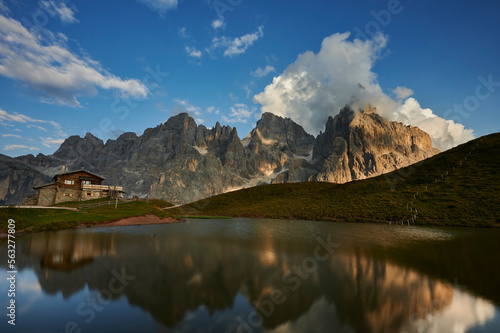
[{"left": 0, "top": 0, "right": 499, "bottom": 157}]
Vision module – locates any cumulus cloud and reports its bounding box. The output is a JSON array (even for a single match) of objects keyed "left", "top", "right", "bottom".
[
  {"left": 211, "top": 19, "right": 224, "bottom": 30},
  {"left": 0, "top": 15, "right": 149, "bottom": 107},
  {"left": 222, "top": 103, "right": 256, "bottom": 123},
  {"left": 394, "top": 98, "right": 474, "bottom": 151},
  {"left": 4, "top": 145, "right": 39, "bottom": 151},
  {"left": 251, "top": 65, "right": 276, "bottom": 78},
  {"left": 40, "top": 1, "right": 79, "bottom": 24},
  {"left": 253, "top": 32, "right": 474, "bottom": 151},
  {"left": 393, "top": 86, "right": 414, "bottom": 100},
  {"left": 185, "top": 46, "right": 202, "bottom": 58},
  {"left": 209, "top": 26, "right": 264, "bottom": 57},
  {"left": 138, "top": 0, "right": 178, "bottom": 17}
]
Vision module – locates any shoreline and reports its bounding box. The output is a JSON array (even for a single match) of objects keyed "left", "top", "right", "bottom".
[
  {"left": 0, "top": 214, "right": 184, "bottom": 238},
  {"left": 83, "top": 214, "right": 184, "bottom": 228},
  {"left": 2, "top": 215, "right": 497, "bottom": 239}
]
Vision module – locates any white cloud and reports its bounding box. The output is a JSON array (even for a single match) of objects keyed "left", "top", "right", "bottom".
[
  {"left": 211, "top": 19, "right": 224, "bottom": 30},
  {"left": 253, "top": 32, "right": 474, "bottom": 151},
  {"left": 0, "top": 14, "right": 149, "bottom": 106},
  {"left": 394, "top": 98, "right": 474, "bottom": 151},
  {"left": 138, "top": 0, "right": 178, "bottom": 17},
  {"left": 229, "top": 92, "right": 238, "bottom": 101},
  {"left": 27, "top": 124, "right": 47, "bottom": 132},
  {"left": 40, "top": 137, "right": 65, "bottom": 147},
  {"left": 243, "top": 81, "right": 256, "bottom": 98},
  {"left": 209, "top": 26, "right": 264, "bottom": 57},
  {"left": 243, "top": 85, "right": 252, "bottom": 98},
  {"left": 404, "top": 290, "right": 495, "bottom": 333},
  {"left": 222, "top": 103, "right": 256, "bottom": 123},
  {"left": 4, "top": 144, "right": 39, "bottom": 151},
  {"left": 2, "top": 133, "right": 22, "bottom": 138},
  {"left": 174, "top": 99, "right": 201, "bottom": 116},
  {"left": 0, "top": 107, "right": 66, "bottom": 137},
  {"left": 40, "top": 1, "right": 79, "bottom": 24},
  {"left": 178, "top": 27, "right": 189, "bottom": 38},
  {"left": 393, "top": 86, "right": 414, "bottom": 100},
  {"left": 251, "top": 65, "right": 276, "bottom": 78},
  {"left": 0, "top": 0, "right": 9, "bottom": 13},
  {"left": 206, "top": 106, "right": 220, "bottom": 115},
  {"left": 185, "top": 46, "right": 202, "bottom": 58}
]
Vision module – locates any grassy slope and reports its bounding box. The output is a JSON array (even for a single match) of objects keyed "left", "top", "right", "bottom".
[
  {"left": 176, "top": 133, "right": 500, "bottom": 227},
  {"left": 0, "top": 199, "right": 176, "bottom": 233}
]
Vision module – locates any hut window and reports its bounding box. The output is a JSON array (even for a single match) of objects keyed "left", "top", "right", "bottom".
[
  {"left": 64, "top": 180, "right": 74, "bottom": 185},
  {"left": 64, "top": 193, "right": 72, "bottom": 197},
  {"left": 82, "top": 180, "right": 91, "bottom": 185},
  {"left": 86, "top": 192, "right": 92, "bottom": 196}
]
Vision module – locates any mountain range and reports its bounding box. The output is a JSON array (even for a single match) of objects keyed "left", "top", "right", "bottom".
[{"left": 1, "top": 105, "right": 439, "bottom": 205}]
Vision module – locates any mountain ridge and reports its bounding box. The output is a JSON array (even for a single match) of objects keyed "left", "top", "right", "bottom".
[
  {"left": 177, "top": 132, "right": 499, "bottom": 227},
  {"left": 9, "top": 106, "right": 440, "bottom": 204}
]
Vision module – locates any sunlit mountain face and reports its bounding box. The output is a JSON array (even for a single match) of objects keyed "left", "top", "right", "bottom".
[{"left": 1, "top": 219, "right": 499, "bottom": 333}]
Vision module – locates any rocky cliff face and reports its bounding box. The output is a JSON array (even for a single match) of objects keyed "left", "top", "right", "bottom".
[
  {"left": 7, "top": 106, "right": 440, "bottom": 205},
  {"left": 0, "top": 154, "right": 51, "bottom": 205},
  {"left": 313, "top": 106, "right": 440, "bottom": 183}
]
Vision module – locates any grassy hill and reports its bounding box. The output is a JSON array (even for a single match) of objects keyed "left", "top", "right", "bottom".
[{"left": 176, "top": 133, "right": 500, "bottom": 227}]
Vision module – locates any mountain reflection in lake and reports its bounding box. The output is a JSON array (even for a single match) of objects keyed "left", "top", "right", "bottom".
[{"left": 1, "top": 219, "right": 499, "bottom": 333}]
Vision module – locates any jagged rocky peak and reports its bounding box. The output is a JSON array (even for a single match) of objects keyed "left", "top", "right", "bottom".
[
  {"left": 15, "top": 153, "right": 62, "bottom": 168},
  {"left": 194, "top": 121, "right": 236, "bottom": 150},
  {"left": 53, "top": 132, "right": 104, "bottom": 160},
  {"left": 313, "top": 106, "right": 355, "bottom": 160},
  {"left": 104, "top": 132, "right": 138, "bottom": 147},
  {"left": 117, "top": 132, "right": 139, "bottom": 140},
  {"left": 256, "top": 112, "right": 313, "bottom": 141},
  {"left": 314, "top": 104, "right": 440, "bottom": 183},
  {"left": 164, "top": 112, "right": 197, "bottom": 132},
  {"left": 7, "top": 108, "right": 442, "bottom": 205},
  {"left": 247, "top": 112, "right": 315, "bottom": 156}
]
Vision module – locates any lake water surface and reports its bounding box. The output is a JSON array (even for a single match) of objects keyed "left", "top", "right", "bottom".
[{"left": 1, "top": 219, "right": 500, "bottom": 333}]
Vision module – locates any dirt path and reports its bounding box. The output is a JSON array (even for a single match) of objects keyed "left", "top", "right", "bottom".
[
  {"left": 88, "top": 214, "right": 183, "bottom": 228},
  {"left": 162, "top": 205, "right": 180, "bottom": 210}
]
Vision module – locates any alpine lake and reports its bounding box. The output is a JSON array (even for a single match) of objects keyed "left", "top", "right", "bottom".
[{"left": 1, "top": 218, "right": 499, "bottom": 333}]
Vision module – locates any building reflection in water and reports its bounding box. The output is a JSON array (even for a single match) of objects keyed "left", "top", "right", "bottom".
[{"left": 28, "top": 231, "right": 116, "bottom": 271}]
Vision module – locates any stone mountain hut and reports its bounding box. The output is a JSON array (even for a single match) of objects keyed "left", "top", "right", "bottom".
[{"left": 33, "top": 167, "right": 123, "bottom": 206}]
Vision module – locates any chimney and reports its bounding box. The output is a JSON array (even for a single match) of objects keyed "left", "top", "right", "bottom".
[{"left": 61, "top": 165, "right": 67, "bottom": 173}]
